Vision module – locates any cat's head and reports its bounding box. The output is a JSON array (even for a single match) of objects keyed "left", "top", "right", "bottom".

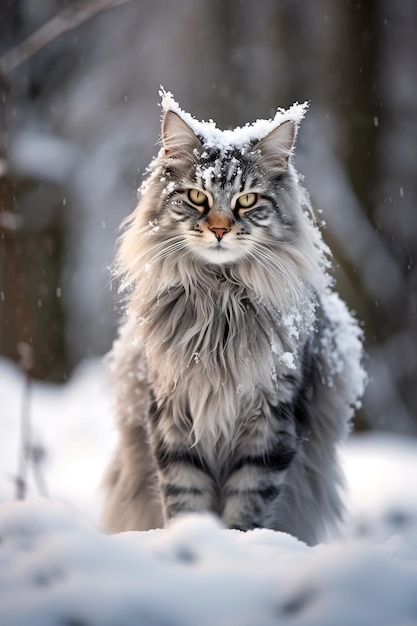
[
  {"left": 118, "top": 94, "right": 328, "bottom": 301},
  {"left": 157, "top": 108, "right": 302, "bottom": 265}
]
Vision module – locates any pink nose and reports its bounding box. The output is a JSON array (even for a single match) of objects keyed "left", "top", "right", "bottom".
[{"left": 210, "top": 227, "right": 230, "bottom": 241}]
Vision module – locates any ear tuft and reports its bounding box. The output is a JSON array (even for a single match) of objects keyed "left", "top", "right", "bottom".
[
  {"left": 162, "top": 110, "right": 201, "bottom": 159},
  {"left": 254, "top": 120, "right": 297, "bottom": 170}
]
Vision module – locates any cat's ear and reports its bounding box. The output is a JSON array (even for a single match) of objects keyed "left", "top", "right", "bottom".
[
  {"left": 254, "top": 120, "right": 297, "bottom": 170},
  {"left": 161, "top": 110, "right": 201, "bottom": 159}
]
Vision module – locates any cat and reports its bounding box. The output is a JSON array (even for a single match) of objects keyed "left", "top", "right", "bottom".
[{"left": 102, "top": 91, "right": 366, "bottom": 545}]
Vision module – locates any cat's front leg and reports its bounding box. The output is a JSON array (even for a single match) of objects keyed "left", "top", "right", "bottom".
[
  {"left": 222, "top": 441, "right": 299, "bottom": 531},
  {"left": 147, "top": 397, "right": 217, "bottom": 524},
  {"left": 153, "top": 439, "right": 217, "bottom": 522}
]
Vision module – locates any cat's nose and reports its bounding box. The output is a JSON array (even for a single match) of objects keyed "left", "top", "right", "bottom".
[{"left": 209, "top": 227, "right": 230, "bottom": 241}]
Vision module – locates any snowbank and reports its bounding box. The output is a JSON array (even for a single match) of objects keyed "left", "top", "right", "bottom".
[
  {"left": 1, "top": 357, "right": 417, "bottom": 624},
  {"left": 0, "top": 357, "right": 115, "bottom": 521},
  {"left": 1, "top": 499, "right": 417, "bottom": 626}
]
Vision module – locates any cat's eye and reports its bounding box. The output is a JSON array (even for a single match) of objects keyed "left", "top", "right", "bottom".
[
  {"left": 236, "top": 193, "right": 258, "bottom": 209},
  {"left": 188, "top": 188, "right": 208, "bottom": 207}
]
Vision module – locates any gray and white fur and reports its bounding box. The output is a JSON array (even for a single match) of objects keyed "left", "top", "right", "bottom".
[{"left": 102, "top": 97, "right": 366, "bottom": 545}]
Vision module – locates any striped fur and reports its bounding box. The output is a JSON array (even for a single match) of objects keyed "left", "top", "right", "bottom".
[{"left": 102, "top": 104, "right": 365, "bottom": 545}]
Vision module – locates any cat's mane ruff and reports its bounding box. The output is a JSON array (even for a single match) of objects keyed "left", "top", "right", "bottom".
[
  {"left": 115, "top": 168, "right": 328, "bottom": 444},
  {"left": 115, "top": 195, "right": 322, "bottom": 444}
]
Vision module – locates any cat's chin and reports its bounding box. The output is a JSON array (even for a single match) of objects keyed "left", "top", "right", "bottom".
[{"left": 194, "top": 246, "right": 243, "bottom": 266}]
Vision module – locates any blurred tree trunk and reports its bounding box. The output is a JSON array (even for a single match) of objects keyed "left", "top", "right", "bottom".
[
  {"left": 367, "top": 0, "right": 417, "bottom": 432},
  {"left": 0, "top": 1, "right": 71, "bottom": 381}
]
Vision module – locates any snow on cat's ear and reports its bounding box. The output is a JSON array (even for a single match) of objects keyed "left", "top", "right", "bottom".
[
  {"left": 162, "top": 110, "right": 201, "bottom": 159},
  {"left": 254, "top": 120, "right": 297, "bottom": 170}
]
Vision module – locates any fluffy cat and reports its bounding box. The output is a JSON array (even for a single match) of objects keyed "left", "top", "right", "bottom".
[{"left": 102, "top": 91, "right": 366, "bottom": 545}]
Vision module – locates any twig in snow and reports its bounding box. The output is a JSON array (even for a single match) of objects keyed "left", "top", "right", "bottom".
[
  {"left": 15, "top": 344, "right": 34, "bottom": 500},
  {"left": 30, "top": 442, "right": 50, "bottom": 498}
]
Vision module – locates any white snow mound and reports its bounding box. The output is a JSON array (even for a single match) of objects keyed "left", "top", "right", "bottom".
[{"left": 1, "top": 498, "right": 417, "bottom": 626}]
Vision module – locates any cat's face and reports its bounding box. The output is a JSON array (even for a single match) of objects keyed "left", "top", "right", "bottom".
[{"left": 156, "top": 111, "right": 301, "bottom": 266}]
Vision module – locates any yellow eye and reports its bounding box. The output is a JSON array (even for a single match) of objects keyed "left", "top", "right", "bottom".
[
  {"left": 237, "top": 193, "right": 257, "bottom": 209},
  {"left": 188, "top": 188, "right": 208, "bottom": 207}
]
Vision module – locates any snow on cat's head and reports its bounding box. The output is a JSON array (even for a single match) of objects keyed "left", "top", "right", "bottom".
[{"left": 159, "top": 88, "right": 308, "bottom": 152}]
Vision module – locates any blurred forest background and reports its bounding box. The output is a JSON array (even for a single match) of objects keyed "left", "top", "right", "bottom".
[{"left": 1, "top": 0, "right": 416, "bottom": 435}]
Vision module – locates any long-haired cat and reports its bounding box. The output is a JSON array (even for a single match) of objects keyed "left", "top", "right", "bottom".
[{"left": 102, "top": 91, "right": 366, "bottom": 545}]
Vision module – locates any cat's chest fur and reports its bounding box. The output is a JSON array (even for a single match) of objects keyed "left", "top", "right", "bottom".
[{"left": 140, "top": 272, "right": 305, "bottom": 443}]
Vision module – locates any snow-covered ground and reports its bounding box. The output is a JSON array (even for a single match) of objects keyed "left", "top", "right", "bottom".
[{"left": 1, "top": 357, "right": 417, "bottom": 625}]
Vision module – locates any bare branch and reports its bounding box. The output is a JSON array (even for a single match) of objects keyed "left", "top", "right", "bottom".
[{"left": 0, "top": 0, "right": 135, "bottom": 75}]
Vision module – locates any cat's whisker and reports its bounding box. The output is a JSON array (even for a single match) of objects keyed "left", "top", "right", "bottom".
[
  {"left": 172, "top": 247, "right": 194, "bottom": 267},
  {"left": 276, "top": 234, "right": 303, "bottom": 246},
  {"left": 133, "top": 236, "right": 186, "bottom": 268},
  {"left": 251, "top": 241, "right": 297, "bottom": 280},
  {"left": 148, "top": 233, "right": 184, "bottom": 245},
  {"left": 247, "top": 240, "right": 295, "bottom": 283},
  {"left": 245, "top": 248, "right": 276, "bottom": 281},
  {"left": 145, "top": 240, "right": 190, "bottom": 266},
  {"left": 248, "top": 250, "right": 297, "bottom": 305},
  {"left": 245, "top": 244, "right": 301, "bottom": 307},
  {"left": 149, "top": 240, "right": 188, "bottom": 260},
  {"left": 143, "top": 235, "right": 185, "bottom": 255}
]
